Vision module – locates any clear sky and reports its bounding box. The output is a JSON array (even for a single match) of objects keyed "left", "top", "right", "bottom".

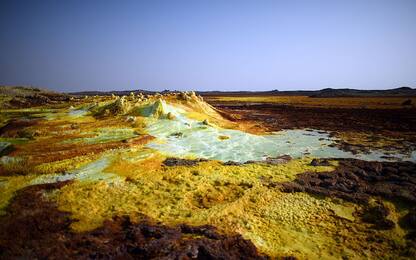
[{"left": 0, "top": 0, "right": 415, "bottom": 92}]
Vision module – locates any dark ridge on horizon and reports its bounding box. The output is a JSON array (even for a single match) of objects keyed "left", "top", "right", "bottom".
[
  {"left": 66, "top": 86, "right": 416, "bottom": 98},
  {"left": 2, "top": 85, "right": 416, "bottom": 98}
]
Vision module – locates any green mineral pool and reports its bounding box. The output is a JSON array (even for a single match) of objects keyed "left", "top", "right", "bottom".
[{"left": 145, "top": 101, "right": 416, "bottom": 163}]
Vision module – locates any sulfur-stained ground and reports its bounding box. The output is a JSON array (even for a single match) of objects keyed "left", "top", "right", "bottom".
[{"left": 1, "top": 91, "right": 416, "bottom": 259}]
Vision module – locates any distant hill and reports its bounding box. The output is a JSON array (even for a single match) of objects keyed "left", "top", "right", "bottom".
[
  {"left": 71, "top": 86, "right": 416, "bottom": 97},
  {"left": 2, "top": 85, "right": 414, "bottom": 99},
  {"left": 0, "top": 85, "right": 70, "bottom": 108},
  {"left": 307, "top": 87, "right": 416, "bottom": 98},
  {"left": 197, "top": 87, "right": 416, "bottom": 97},
  {"left": 69, "top": 87, "right": 416, "bottom": 97}
]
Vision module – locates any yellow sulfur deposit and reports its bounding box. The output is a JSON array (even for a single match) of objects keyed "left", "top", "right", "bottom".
[
  {"left": 54, "top": 157, "right": 344, "bottom": 257},
  {"left": 1, "top": 92, "right": 414, "bottom": 259},
  {"left": 0, "top": 175, "right": 36, "bottom": 214},
  {"left": 54, "top": 155, "right": 406, "bottom": 258}
]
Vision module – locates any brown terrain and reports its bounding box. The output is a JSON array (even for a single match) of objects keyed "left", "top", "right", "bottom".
[
  {"left": 207, "top": 98, "right": 416, "bottom": 155},
  {"left": 1, "top": 88, "right": 416, "bottom": 258},
  {"left": 0, "top": 182, "right": 266, "bottom": 259}
]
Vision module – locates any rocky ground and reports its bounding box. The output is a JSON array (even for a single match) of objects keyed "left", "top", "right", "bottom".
[
  {"left": 0, "top": 86, "right": 71, "bottom": 109},
  {"left": 1, "top": 91, "right": 416, "bottom": 259},
  {"left": 0, "top": 182, "right": 265, "bottom": 259},
  {"left": 208, "top": 100, "right": 416, "bottom": 156}
]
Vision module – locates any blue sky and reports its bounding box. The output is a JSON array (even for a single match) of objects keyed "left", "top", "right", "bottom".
[{"left": 0, "top": 0, "right": 415, "bottom": 92}]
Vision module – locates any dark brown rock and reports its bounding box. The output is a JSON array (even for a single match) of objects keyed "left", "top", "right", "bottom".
[
  {"left": 278, "top": 159, "right": 416, "bottom": 204},
  {"left": 225, "top": 154, "right": 292, "bottom": 166},
  {"left": 362, "top": 201, "right": 395, "bottom": 230},
  {"left": 223, "top": 161, "right": 243, "bottom": 166},
  {"left": 402, "top": 208, "right": 416, "bottom": 229},
  {"left": 0, "top": 182, "right": 267, "bottom": 259},
  {"left": 310, "top": 158, "right": 331, "bottom": 166},
  {"left": 277, "top": 158, "right": 416, "bottom": 230},
  {"left": 402, "top": 99, "right": 412, "bottom": 106},
  {"left": 264, "top": 155, "right": 292, "bottom": 165},
  {"left": 0, "top": 119, "right": 38, "bottom": 138},
  {"left": 163, "top": 157, "right": 208, "bottom": 167}
]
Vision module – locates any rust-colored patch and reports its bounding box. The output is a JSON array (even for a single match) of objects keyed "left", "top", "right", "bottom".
[
  {"left": 10, "top": 135, "right": 154, "bottom": 165},
  {"left": 0, "top": 119, "right": 39, "bottom": 138}
]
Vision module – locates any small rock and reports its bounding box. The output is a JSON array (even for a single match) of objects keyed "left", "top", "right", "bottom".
[
  {"left": 167, "top": 112, "right": 175, "bottom": 120},
  {"left": 169, "top": 132, "right": 183, "bottom": 138},
  {"left": 126, "top": 116, "right": 136, "bottom": 123},
  {"left": 362, "top": 201, "right": 395, "bottom": 230},
  {"left": 402, "top": 208, "right": 416, "bottom": 229},
  {"left": 0, "top": 142, "right": 14, "bottom": 156},
  {"left": 163, "top": 158, "right": 207, "bottom": 167},
  {"left": 264, "top": 155, "right": 292, "bottom": 165},
  {"left": 310, "top": 158, "right": 331, "bottom": 166},
  {"left": 402, "top": 99, "right": 412, "bottom": 106},
  {"left": 223, "top": 161, "right": 242, "bottom": 166}
]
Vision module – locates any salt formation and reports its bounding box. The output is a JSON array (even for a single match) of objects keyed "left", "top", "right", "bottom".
[{"left": 84, "top": 92, "right": 416, "bottom": 163}]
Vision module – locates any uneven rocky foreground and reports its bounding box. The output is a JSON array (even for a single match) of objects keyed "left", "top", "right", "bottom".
[
  {"left": 0, "top": 182, "right": 264, "bottom": 259},
  {"left": 1, "top": 88, "right": 416, "bottom": 259}
]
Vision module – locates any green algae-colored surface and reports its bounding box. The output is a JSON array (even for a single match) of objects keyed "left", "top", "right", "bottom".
[{"left": 144, "top": 100, "right": 416, "bottom": 163}]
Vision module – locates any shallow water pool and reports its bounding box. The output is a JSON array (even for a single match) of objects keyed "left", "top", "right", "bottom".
[{"left": 145, "top": 102, "right": 415, "bottom": 163}]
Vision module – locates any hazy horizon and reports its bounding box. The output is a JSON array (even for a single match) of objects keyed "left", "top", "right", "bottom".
[
  {"left": 1, "top": 0, "right": 416, "bottom": 92},
  {"left": 3, "top": 84, "right": 411, "bottom": 94}
]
